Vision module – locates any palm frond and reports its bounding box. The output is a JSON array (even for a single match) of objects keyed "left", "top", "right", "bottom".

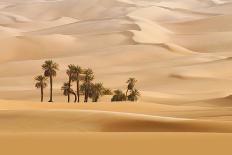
[
  {"left": 35, "top": 75, "right": 47, "bottom": 89},
  {"left": 42, "top": 60, "right": 59, "bottom": 77}
]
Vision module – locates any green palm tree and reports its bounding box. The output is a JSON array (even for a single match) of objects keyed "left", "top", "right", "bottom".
[
  {"left": 82, "top": 68, "right": 94, "bottom": 102},
  {"left": 61, "top": 82, "right": 77, "bottom": 103},
  {"left": 89, "top": 83, "right": 104, "bottom": 102},
  {"left": 66, "top": 65, "right": 76, "bottom": 103},
  {"left": 128, "top": 89, "right": 140, "bottom": 102},
  {"left": 35, "top": 75, "right": 47, "bottom": 102},
  {"left": 126, "top": 78, "right": 137, "bottom": 100},
  {"left": 111, "top": 89, "right": 126, "bottom": 102},
  {"left": 72, "top": 65, "right": 82, "bottom": 103},
  {"left": 42, "top": 60, "right": 59, "bottom": 102}
]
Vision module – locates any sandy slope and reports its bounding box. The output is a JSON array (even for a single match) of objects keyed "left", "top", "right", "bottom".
[
  {"left": 0, "top": 100, "right": 232, "bottom": 154},
  {"left": 1, "top": 133, "right": 232, "bottom": 155},
  {"left": 0, "top": 0, "right": 232, "bottom": 140},
  {"left": 4, "top": 109, "right": 230, "bottom": 132},
  {"left": 0, "top": 100, "right": 232, "bottom": 132}
]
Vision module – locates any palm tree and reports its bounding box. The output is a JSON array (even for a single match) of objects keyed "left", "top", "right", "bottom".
[
  {"left": 89, "top": 83, "right": 104, "bottom": 102},
  {"left": 82, "top": 68, "right": 94, "bottom": 102},
  {"left": 35, "top": 75, "right": 47, "bottom": 102},
  {"left": 126, "top": 78, "right": 137, "bottom": 100},
  {"left": 66, "top": 65, "right": 76, "bottom": 103},
  {"left": 61, "top": 82, "right": 77, "bottom": 103},
  {"left": 111, "top": 89, "right": 126, "bottom": 102},
  {"left": 72, "top": 65, "right": 82, "bottom": 102},
  {"left": 128, "top": 89, "right": 140, "bottom": 102},
  {"left": 42, "top": 60, "right": 59, "bottom": 102}
]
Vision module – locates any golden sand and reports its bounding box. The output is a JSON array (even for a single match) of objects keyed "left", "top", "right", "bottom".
[{"left": 0, "top": 0, "right": 232, "bottom": 154}]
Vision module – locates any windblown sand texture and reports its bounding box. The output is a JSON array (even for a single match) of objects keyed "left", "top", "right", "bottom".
[{"left": 0, "top": 0, "right": 232, "bottom": 154}]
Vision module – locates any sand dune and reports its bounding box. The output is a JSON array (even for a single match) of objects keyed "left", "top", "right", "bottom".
[
  {"left": 0, "top": 0, "right": 232, "bottom": 103},
  {"left": 0, "top": 100, "right": 231, "bottom": 133},
  {"left": 2, "top": 109, "right": 232, "bottom": 132},
  {"left": 162, "top": 14, "right": 232, "bottom": 33},
  {"left": 0, "top": 0, "right": 232, "bottom": 153},
  {"left": 0, "top": 0, "right": 231, "bottom": 136}
]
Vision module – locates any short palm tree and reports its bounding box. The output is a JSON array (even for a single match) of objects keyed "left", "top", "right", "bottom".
[
  {"left": 111, "top": 89, "right": 126, "bottom": 102},
  {"left": 89, "top": 83, "right": 104, "bottom": 102},
  {"left": 128, "top": 89, "right": 140, "bottom": 102},
  {"left": 61, "top": 82, "right": 77, "bottom": 103},
  {"left": 35, "top": 75, "right": 47, "bottom": 102},
  {"left": 42, "top": 60, "right": 59, "bottom": 102},
  {"left": 82, "top": 68, "right": 94, "bottom": 102},
  {"left": 126, "top": 78, "right": 137, "bottom": 100}
]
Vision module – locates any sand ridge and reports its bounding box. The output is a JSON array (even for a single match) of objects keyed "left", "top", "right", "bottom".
[{"left": 0, "top": 100, "right": 231, "bottom": 133}]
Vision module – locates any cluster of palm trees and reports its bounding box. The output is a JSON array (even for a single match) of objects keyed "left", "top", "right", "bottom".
[
  {"left": 35, "top": 60, "right": 140, "bottom": 103},
  {"left": 35, "top": 60, "right": 58, "bottom": 102},
  {"left": 111, "top": 78, "right": 140, "bottom": 102}
]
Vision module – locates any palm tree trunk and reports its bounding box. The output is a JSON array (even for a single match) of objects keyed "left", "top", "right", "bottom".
[
  {"left": 84, "top": 89, "right": 87, "bottom": 102},
  {"left": 41, "top": 86, "right": 43, "bottom": 102},
  {"left": 125, "top": 89, "right": 129, "bottom": 101},
  {"left": 71, "top": 92, "right": 77, "bottom": 103},
  {"left": 76, "top": 75, "right": 80, "bottom": 103},
  {"left": 86, "top": 89, "right": 89, "bottom": 102},
  {"left": 49, "top": 75, "right": 53, "bottom": 102},
  {"left": 68, "top": 76, "right": 71, "bottom": 103},
  {"left": 84, "top": 87, "right": 88, "bottom": 102}
]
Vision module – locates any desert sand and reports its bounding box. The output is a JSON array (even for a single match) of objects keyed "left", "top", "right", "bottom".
[
  {"left": 0, "top": 0, "right": 232, "bottom": 154},
  {"left": 0, "top": 0, "right": 232, "bottom": 104},
  {"left": 0, "top": 100, "right": 232, "bottom": 154}
]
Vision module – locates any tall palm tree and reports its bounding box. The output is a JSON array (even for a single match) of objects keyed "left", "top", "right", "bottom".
[
  {"left": 128, "top": 89, "right": 140, "bottom": 102},
  {"left": 66, "top": 65, "right": 76, "bottom": 103},
  {"left": 89, "top": 83, "right": 104, "bottom": 102},
  {"left": 126, "top": 78, "right": 137, "bottom": 100},
  {"left": 61, "top": 82, "right": 77, "bottom": 103},
  {"left": 42, "top": 60, "right": 59, "bottom": 102},
  {"left": 35, "top": 75, "right": 47, "bottom": 102},
  {"left": 72, "top": 65, "right": 82, "bottom": 103},
  {"left": 82, "top": 68, "right": 94, "bottom": 102}
]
